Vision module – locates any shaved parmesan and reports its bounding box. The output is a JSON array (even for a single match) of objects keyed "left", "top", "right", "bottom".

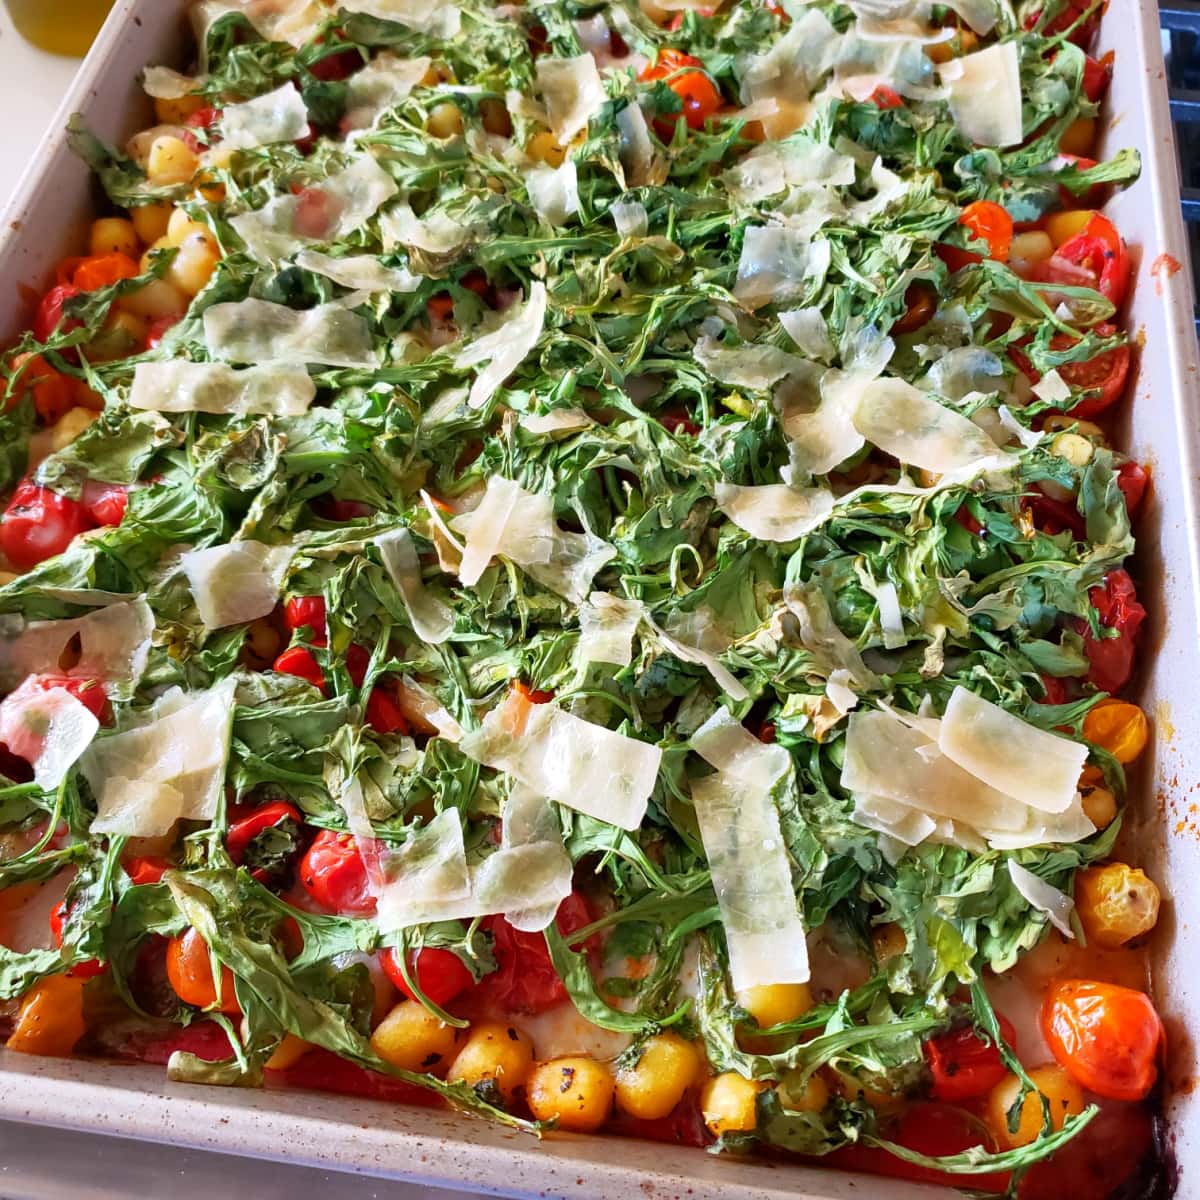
[
  {"left": 610, "top": 200, "right": 648, "bottom": 239},
  {"left": 853, "top": 377, "right": 1014, "bottom": 474},
  {"left": 852, "top": 793, "right": 937, "bottom": 849},
  {"left": 715, "top": 482, "right": 835, "bottom": 542},
  {"left": 380, "top": 203, "right": 477, "bottom": 257},
  {"left": 294, "top": 249, "right": 420, "bottom": 293},
  {"left": 194, "top": 0, "right": 327, "bottom": 48},
  {"left": 536, "top": 54, "right": 605, "bottom": 146},
  {"left": 938, "top": 686, "right": 1086, "bottom": 814},
  {"left": 874, "top": 580, "right": 907, "bottom": 649},
  {"left": 342, "top": 53, "right": 431, "bottom": 131},
  {"left": 942, "top": 42, "right": 1023, "bottom": 148},
  {"left": 524, "top": 529, "right": 616, "bottom": 605},
  {"left": 616, "top": 102, "right": 657, "bottom": 187},
  {"left": 779, "top": 308, "right": 835, "bottom": 361},
  {"left": 646, "top": 613, "right": 748, "bottom": 703},
  {"left": 400, "top": 675, "right": 464, "bottom": 742},
  {"left": 85, "top": 679, "right": 236, "bottom": 837},
  {"left": 577, "top": 592, "right": 642, "bottom": 668},
  {"left": 784, "top": 580, "right": 879, "bottom": 690},
  {"left": 460, "top": 692, "right": 661, "bottom": 831},
  {"left": 526, "top": 161, "right": 580, "bottom": 226},
  {"left": 734, "top": 227, "right": 831, "bottom": 309},
  {"left": 454, "top": 283, "right": 547, "bottom": 409},
  {"left": 377, "top": 528, "right": 454, "bottom": 644},
  {"left": 180, "top": 540, "right": 292, "bottom": 629},
  {"left": 204, "top": 299, "right": 379, "bottom": 368},
  {"left": 374, "top": 809, "right": 473, "bottom": 928},
  {"left": 143, "top": 66, "right": 199, "bottom": 100},
  {"left": 1007, "top": 860, "right": 1075, "bottom": 936},
  {"left": 231, "top": 156, "right": 398, "bottom": 262},
  {"left": 693, "top": 337, "right": 807, "bottom": 390},
  {"left": 129, "top": 361, "right": 315, "bottom": 416},
  {"left": 0, "top": 599, "right": 153, "bottom": 691},
  {"left": 1032, "top": 368, "right": 1072, "bottom": 405},
  {"left": 338, "top": 0, "right": 461, "bottom": 36},
  {"left": 690, "top": 708, "right": 809, "bottom": 991},
  {"left": 489, "top": 785, "right": 572, "bottom": 932},
  {"left": 521, "top": 408, "right": 594, "bottom": 436},
  {"left": 0, "top": 678, "right": 99, "bottom": 791},
  {"left": 997, "top": 405, "right": 1042, "bottom": 450},
  {"left": 455, "top": 476, "right": 553, "bottom": 586},
  {"left": 220, "top": 83, "right": 309, "bottom": 150},
  {"left": 776, "top": 366, "right": 865, "bottom": 477}
]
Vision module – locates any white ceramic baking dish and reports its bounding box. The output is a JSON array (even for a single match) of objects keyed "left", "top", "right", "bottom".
[{"left": 0, "top": 1, "right": 1194, "bottom": 1196}]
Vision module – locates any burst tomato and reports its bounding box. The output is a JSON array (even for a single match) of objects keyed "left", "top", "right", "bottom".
[
  {"left": 299, "top": 828, "right": 377, "bottom": 915},
  {"left": 284, "top": 595, "right": 328, "bottom": 646},
  {"left": 639, "top": 50, "right": 722, "bottom": 131},
  {"left": 1034, "top": 213, "right": 1131, "bottom": 308},
  {"left": 1116, "top": 461, "right": 1149, "bottom": 515},
  {"left": 893, "top": 281, "right": 937, "bottom": 334},
  {"left": 1009, "top": 324, "right": 1130, "bottom": 419},
  {"left": 82, "top": 481, "right": 129, "bottom": 528},
  {"left": 1074, "top": 568, "right": 1145, "bottom": 694},
  {"left": 165, "top": 927, "right": 241, "bottom": 1014},
  {"left": 0, "top": 481, "right": 93, "bottom": 569},
  {"left": 1042, "top": 979, "right": 1163, "bottom": 1100},
  {"left": 925, "top": 1014, "right": 1019, "bottom": 1102},
  {"left": 123, "top": 855, "right": 170, "bottom": 886},
  {"left": 380, "top": 947, "right": 475, "bottom": 1006},
  {"left": 274, "top": 645, "right": 325, "bottom": 690},
  {"left": 226, "top": 800, "right": 303, "bottom": 866},
  {"left": 48, "top": 899, "right": 107, "bottom": 979},
  {"left": 32, "top": 284, "right": 82, "bottom": 343}
]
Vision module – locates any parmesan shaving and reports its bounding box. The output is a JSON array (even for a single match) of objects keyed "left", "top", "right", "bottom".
[
  {"left": 535, "top": 53, "right": 606, "bottom": 146},
  {"left": 294, "top": 249, "right": 420, "bottom": 293},
  {"left": 129, "top": 361, "right": 316, "bottom": 416},
  {"left": 942, "top": 42, "right": 1023, "bottom": 148},
  {"left": 1007, "top": 860, "right": 1075, "bottom": 936},
  {"left": 204, "top": 299, "right": 380, "bottom": 368},
  {"left": 377, "top": 528, "right": 454, "bottom": 644},
  {"left": 454, "top": 282, "right": 547, "bottom": 409},
  {"left": 0, "top": 678, "right": 100, "bottom": 791},
  {"left": 181, "top": 540, "right": 292, "bottom": 629},
  {"left": 715, "top": 482, "right": 836, "bottom": 543},
  {"left": 220, "top": 83, "right": 310, "bottom": 150}
]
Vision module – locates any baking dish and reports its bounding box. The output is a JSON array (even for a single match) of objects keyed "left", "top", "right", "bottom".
[{"left": 0, "top": 0, "right": 1194, "bottom": 1196}]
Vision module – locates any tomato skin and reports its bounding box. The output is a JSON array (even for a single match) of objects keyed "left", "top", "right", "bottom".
[
  {"left": 274, "top": 645, "right": 326, "bottom": 690},
  {"left": 1074, "top": 568, "right": 1145, "bottom": 694},
  {"left": 925, "top": 1014, "right": 1018, "bottom": 1102},
  {"left": 639, "top": 50, "right": 722, "bottom": 131},
  {"left": 1082, "top": 52, "right": 1113, "bottom": 103},
  {"left": 482, "top": 891, "right": 593, "bottom": 1014},
  {"left": 82, "top": 481, "right": 129, "bottom": 528},
  {"left": 0, "top": 481, "right": 93, "bottom": 569},
  {"left": 1024, "top": 3, "right": 1100, "bottom": 48},
  {"left": 123, "top": 855, "right": 170, "bottom": 886},
  {"left": 869, "top": 84, "right": 903, "bottom": 109},
  {"left": 893, "top": 281, "right": 937, "bottom": 334},
  {"left": 226, "top": 800, "right": 303, "bottom": 866},
  {"left": 959, "top": 200, "right": 1014, "bottom": 262},
  {"left": 1042, "top": 979, "right": 1163, "bottom": 1101},
  {"left": 284, "top": 595, "right": 328, "bottom": 646},
  {"left": 310, "top": 47, "right": 362, "bottom": 81},
  {"left": 512, "top": 680, "right": 555, "bottom": 705},
  {"left": 935, "top": 242, "right": 982, "bottom": 272},
  {"left": 1026, "top": 487, "right": 1086, "bottom": 540},
  {"left": 8, "top": 353, "right": 76, "bottom": 423},
  {"left": 34, "top": 674, "right": 110, "bottom": 723},
  {"left": 48, "top": 900, "right": 107, "bottom": 979},
  {"left": 312, "top": 495, "right": 374, "bottom": 521},
  {"left": 380, "top": 946, "right": 475, "bottom": 1006},
  {"left": 268, "top": 1045, "right": 438, "bottom": 1107},
  {"left": 165, "top": 927, "right": 241, "bottom": 1014},
  {"left": 1009, "top": 324, "right": 1129, "bottom": 419},
  {"left": 1116, "top": 461, "right": 1149, "bottom": 516},
  {"left": 33, "top": 284, "right": 82, "bottom": 343},
  {"left": 346, "top": 642, "right": 370, "bottom": 688},
  {"left": 299, "top": 828, "right": 377, "bottom": 915},
  {"left": 366, "top": 687, "right": 410, "bottom": 736},
  {"left": 181, "top": 106, "right": 222, "bottom": 154},
  {"left": 659, "top": 408, "right": 701, "bottom": 436},
  {"left": 1043, "top": 213, "right": 1131, "bottom": 309},
  {"left": 72, "top": 253, "right": 139, "bottom": 293},
  {"left": 145, "top": 314, "right": 183, "bottom": 350}
]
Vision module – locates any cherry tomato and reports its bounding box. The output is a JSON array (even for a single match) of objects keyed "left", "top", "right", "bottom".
[
  {"left": 959, "top": 200, "right": 1014, "bottom": 262},
  {"left": 226, "top": 800, "right": 303, "bottom": 866},
  {"left": 292, "top": 187, "right": 340, "bottom": 240},
  {"left": 1055, "top": 153, "right": 1106, "bottom": 209},
  {"left": 512, "top": 680, "right": 555, "bottom": 704},
  {"left": 427, "top": 293, "right": 455, "bottom": 321},
  {"left": 639, "top": 50, "right": 722, "bottom": 132},
  {"left": 299, "top": 828, "right": 377, "bottom": 915},
  {"left": 869, "top": 84, "right": 903, "bottom": 109},
  {"left": 346, "top": 643, "right": 370, "bottom": 688},
  {"left": 32, "top": 284, "right": 82, "bottom": 343},
  {"left": 274, "top": 646, "right": 326, "bottom": 691},
  {"left": 658, "top": 408, "right": 701, "bottom": 436},
  {"left": 123, "top": 855, "right": 170, "bottom": 886},
  {"left": 72, "top": 253, "right": 139, "bottom": 293},
  {"left": 34, "top": 674, "right": 110, "bottom": 723},
  {"left": 828, "top": 1103, "right": 1009, "bottom": 1192},
  {"left": 311, "top": 495, "right": 374, "bottom": 521},
  {"left": 925, "top": 1014, "right": 1018, "bottom": 1102},
  {"left": 1082, "top": 52, "right": 1113, "bottom": 103},
  {"left": 181, "top": 106, "right": 222, "bottom": 154},
  {"left": 165, "top": 927, "right": 241, "bottom": 1014},
  {"left": 893, "top": 281, "right": 937, "bottom": 334},
  {"left": 481, "top": 891, "right": 594, "bottom": 1014},
  {"left": 1073, "top": 568, "right": 1145, "bottom": 694},
  {"left": 284, "top": 595, "right": 328, "bottom": 646},
  {"left": 1040, "top": 674, "right": 1069, "bottom": 704},
  {"left": 1025, "top": 487, "right": 1086, "bottom": 540},
  {"left": 1116, "top": 461, "right": 1149, "bottom": 515},
  {"left": 7, "top": 353, "right": 76, "bottom": 423},
  {"left": 366, "top": 687, "right": 410, "bottom": 736},
  {"left": 954, "top": 504, "right": 985, "bottom": 535},
  {"left": 82, "top": 481, "right": 129, "bottom": 528},
  {"left": 379, "top": 946, "right": 475, "bottom": 1006},
  {"left": 1024, "top": 2, "right": 1101, "bottom": 47},
  {"left": 48, "top": 899, "right": 106, "bottom": 979},
  {"left": 0, "top": 481, "right": 93, "bottom": 569},
  {"left": 268, "top": 1045, "right": 437, "bottom": 1107},
  {"left": 1042, "top": 979, "right": 1163, "bottom": 1100},
  {"left": 1038, "top": 213, "right": 1131, "bottom": 308},
  {"left": 145, "top": 314, "right": 183, "bottom": 350},
  {"left": 310, "top": 46, "right": 362, "bottom": 81},
  {"left": 1009, "top": 324, "right": 1130, "bottom": 419}
]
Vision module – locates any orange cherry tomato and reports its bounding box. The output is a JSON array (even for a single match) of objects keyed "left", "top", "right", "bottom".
[
  {"left": 165, "top": 927, "right": 241, "bottom": 1014},
  {"left": 639, "top": 50, "right": 722, "bottom": 131},
  {"left": 958, "top": 200, "right": 1014, "bottom": 262},
  {"left": 1041, "top": 979, "right": 1163, "bottom": 1100},
  {"left": 7, "top": 353, "right": 76, "bottom": 423},
  {"left": 72, "top": 253, "right": 140, "bottom": 293}
]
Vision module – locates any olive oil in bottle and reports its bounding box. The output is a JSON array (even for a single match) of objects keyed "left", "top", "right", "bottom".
[{"left": 4, "top": 0, "right": 117, "bottom": 57}]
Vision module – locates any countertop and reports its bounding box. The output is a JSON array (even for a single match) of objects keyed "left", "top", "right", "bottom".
[{"left": 0, "top": 9, "right": 485, "bottom": 1198}]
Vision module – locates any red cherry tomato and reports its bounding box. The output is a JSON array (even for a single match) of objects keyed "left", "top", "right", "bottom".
[
  {"left": 1042, "top": 979, "right": 1163, "bottom": 1101},
  {"left": 1024, "top": 2, "right": 1101, "bottom": 47},
  {"left": 1040, "top": 674, "right": 1069, "bottom": 704},
  {"left": 481, "top": 891, "right": 594, "bottom": 1014},
  {"left": 924, "top": 1014, "right": 1018, "bottom": 1102},
  {"left": 379, "top": 946, "right": 475, "bottom": 1006},
  {"left": 274, "top": 645, "right": 326, "bottom": 691},
  {"left": 1082, "top": 52, "right": 1113, "bottom": 103},
  {"left": 268, "top": 1045, "right": 437, "bottom": 1107},
  {"left": 869, "top": 84, "right": 903, "bottom": 109},
  {"left": 32, "top": 284, "right": 82, "bottom": 343},
  {"left": 639, "top": 50, "right": 722, "bottom": 132},
  {"left": 1008, "top": 324, "right": 1130, "bottom": 419},
  {"left": 0, "top": 481, "right": 93, "bottom": 569},
  {"left": 48, "top": 899, "right": 107, "bottom": 979},
  {"left": 311, "top": 495, "right": 374, "bottom": 521},
  {"left": 1073, "top": 568, "right": 1145, "bottom": 694},
  {"left": 659, "top": 408, "right": 701, "bottom": 436},
  {"left": 7, "top": 353, "right": 76, "bottom": 423},
  {"left": 366, "top": 687, "right": 410, "bottom": 736},
  {"left": 310, "top": 47, "right": 362, "bottom": 81},
  {"left": 145, "top": 314, "right": 183, "bottom": 350},
  {"left": 284, "top": 595, "right": 328, "bottom": 646},
  {"left": 346, "top": 643, "right": 370, "bottom": 688},
  {"left": 512, "top": 679, "right": 555, "bottom": 704},
  {"left": 299, "top": 828, "right": 377, "bottom": 915},
  {"left": 1025, "top": 487, "right": 1086, "bottom": 540},
  {"left": 82, "top": 481, "right": 129, "bottom": 528},
  {"left": 1116, "top": 461, "right": 1149, "bottom": 515},
  {"left": 123, "top": 855, "right": 170, "bottom": 886},
  {"left": 1035, "top": 214, "right": 1131, "bottom": 309},
  {"left": 181, "top": 106, "right": 222, "bottom": 154},
  {"left": 893, "top": 281, "right": 937, "bottom": 335},
  {"left": 34, "top": 674, "right": 110, "bottom": 723},
  {"left": 226, "top": 800, "right": 303, "bottom": 866},
  {"left": 166, "top": 927, "right": 241, "bottom": 1014}
]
